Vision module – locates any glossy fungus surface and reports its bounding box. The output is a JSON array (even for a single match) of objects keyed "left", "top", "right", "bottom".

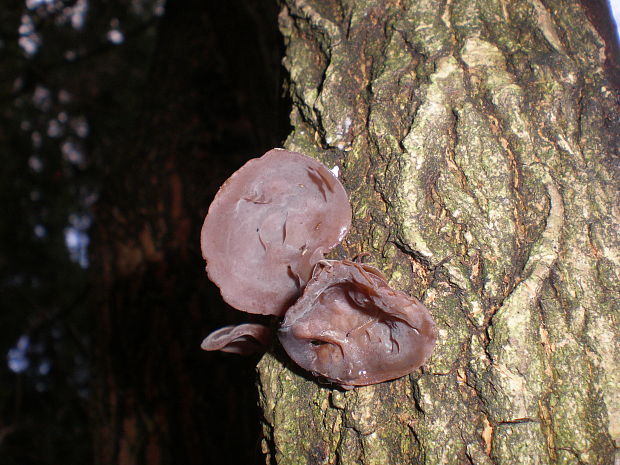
[
  {"left": 201, "top": 324, "right": 272, "bottom": 355},
  {"left": 278, "top": 260, "right": 437, "bottom": 388},
  {"left": 201, "top": 148, "right": 351, "bottom": 316}
]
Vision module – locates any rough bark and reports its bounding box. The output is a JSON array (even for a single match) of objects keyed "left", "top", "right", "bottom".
[{"left": 257, "top": 0, "right": 620, "bottom": 464}]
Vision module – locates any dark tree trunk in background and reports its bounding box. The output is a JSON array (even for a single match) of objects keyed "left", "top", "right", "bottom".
[
  {"left": 90, "top": 0, "right": 286, "bottom": 463},
  {"left": 256, "top": 0, "right": 620, "bottom": 464}
]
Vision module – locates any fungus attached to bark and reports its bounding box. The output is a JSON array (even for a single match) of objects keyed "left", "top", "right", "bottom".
[
  {"left": 201, "top": 148, "right": 351, "bottom": 316},
  {"left": 201, "top": 148, "right": 438, "bottom": 389},
  {"left": 278, "top": 260, "right": 437, "bottom": 388}
]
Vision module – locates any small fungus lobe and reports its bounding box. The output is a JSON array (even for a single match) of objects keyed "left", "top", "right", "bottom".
[
  {"left": 201, "top": 324, "right": 272, "bottom": 355},
  {"left": 278, "top": 260, "right": 437, "bottom": 388}
]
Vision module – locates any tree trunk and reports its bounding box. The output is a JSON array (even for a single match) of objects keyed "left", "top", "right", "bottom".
[
  {"left": 90, "top": 0, "right": 285, "bottom": 463},
  {"left": 257, "top": 1, "right": 619, "bottom": 464}
]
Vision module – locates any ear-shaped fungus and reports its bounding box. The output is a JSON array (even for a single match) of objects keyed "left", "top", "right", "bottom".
[
  {"left": 201, "top": 324, "right": 272, "bottom": 355},
  {"left": 201, "top": 148, "right": 351, "bottom": 316},
  {"left": 278, "top": 260, "right": 437, "bottom": 388},
  {"left": 201, "top": 148, "right": 438, "bottom": 388}
]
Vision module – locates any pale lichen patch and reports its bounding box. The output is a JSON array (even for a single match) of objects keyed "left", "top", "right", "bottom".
[{"left": 394, "top": 56, "right": 462, "bottom": 259}]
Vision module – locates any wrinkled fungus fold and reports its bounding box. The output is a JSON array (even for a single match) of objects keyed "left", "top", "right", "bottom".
[
  {"left": 200, "top": 148, "right": 437, "bottom": 388},
  {"left": 278, "top": 260, "right": 437, "bottom": 387}
]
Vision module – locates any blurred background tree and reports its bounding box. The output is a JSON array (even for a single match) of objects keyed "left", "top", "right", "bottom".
[{"left": 0, "top": 0, "right": 286, "bottom": 463}]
